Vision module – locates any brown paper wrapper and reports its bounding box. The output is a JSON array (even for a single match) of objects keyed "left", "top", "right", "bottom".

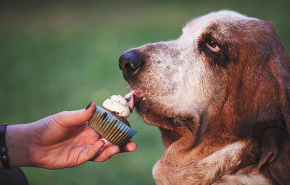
[{"left": 88, "top": 106, "right": 137, "bottom": 146}]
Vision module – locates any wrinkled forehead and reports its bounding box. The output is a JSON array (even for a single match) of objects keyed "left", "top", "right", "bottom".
[{"left": 182, "top": 10, "right": 254, "bottom": 35}]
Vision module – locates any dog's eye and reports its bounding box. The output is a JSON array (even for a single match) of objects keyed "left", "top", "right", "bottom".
[{"left": 206, "top": 40, "right": 221, "bottom": 53}]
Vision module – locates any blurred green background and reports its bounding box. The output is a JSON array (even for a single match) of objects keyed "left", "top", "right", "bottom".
[{"left": 0, "top": 0, "right": 289, "bottom": 184}]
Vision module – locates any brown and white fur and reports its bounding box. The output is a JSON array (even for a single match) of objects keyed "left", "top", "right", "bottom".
[{"left": 119, "top": 10, "right": 290, "bottom": 185}]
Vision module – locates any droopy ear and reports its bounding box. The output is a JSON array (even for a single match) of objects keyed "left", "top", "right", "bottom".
[
  {"left": 261, "top": 20, "right": 290, "bottom": 137},
  {"left": 270, "top": 52, "right": 290, "bottom": 137},
  {"left": 264, "top": 48, "right": 290, "bottom": 184}
]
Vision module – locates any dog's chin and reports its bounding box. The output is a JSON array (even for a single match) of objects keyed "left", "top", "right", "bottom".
[
  {"left": 130, "top": 92, "right": 169, "bottom": 127},
  {"left": 132, "top": 95, "right": 196, "bottom": 133},
  {"left": 127, "top": 82, "right": 200, "bottom": 130}
]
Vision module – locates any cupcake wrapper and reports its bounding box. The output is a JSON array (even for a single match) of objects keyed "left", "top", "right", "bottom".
[{"left": 88, "top": 106, "right": 137, "bottom": 146}]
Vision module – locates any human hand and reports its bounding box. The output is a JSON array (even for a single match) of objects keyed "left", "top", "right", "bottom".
[{"left": 5, "top": 102, "right": 137, "bottom": 169}]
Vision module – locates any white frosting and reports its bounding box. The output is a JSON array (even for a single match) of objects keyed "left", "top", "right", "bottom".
[{"left": 102, "top": 95, "right": 130, "bottom": 118}]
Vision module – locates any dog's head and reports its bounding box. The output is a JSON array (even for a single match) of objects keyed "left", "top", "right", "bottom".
[
  {"left": 120, "top": 10, "right": 290, "bottom": 133},
  {"left": 120, "top": 10, "right": 290, "bottom": 183}
]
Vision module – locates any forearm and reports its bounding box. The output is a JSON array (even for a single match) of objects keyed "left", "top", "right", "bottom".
[{"left": 0, "top": 124, "right": 33, "bottom": 168}]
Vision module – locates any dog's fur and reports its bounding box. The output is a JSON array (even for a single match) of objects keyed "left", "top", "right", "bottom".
[{"left": 119, "top": 10, "right": 290, "bottom": 185}]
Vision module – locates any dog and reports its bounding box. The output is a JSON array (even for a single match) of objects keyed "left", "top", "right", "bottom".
[{"left": 119, "top": 10, "right": 290, "bottom": 185}]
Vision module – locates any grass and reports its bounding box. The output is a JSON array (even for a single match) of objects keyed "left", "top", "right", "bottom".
[{"left": 0, "top": 0, "right": 289, "bottom": 184}]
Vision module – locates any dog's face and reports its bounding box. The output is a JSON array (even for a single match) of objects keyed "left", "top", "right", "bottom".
[{"left": 120, "top": 10, "right": 283, "bottom": 131}]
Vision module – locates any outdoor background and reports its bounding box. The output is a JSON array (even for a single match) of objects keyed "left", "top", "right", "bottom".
[{"left": 0, "top": 0, "right": 289, "bottom": 184}]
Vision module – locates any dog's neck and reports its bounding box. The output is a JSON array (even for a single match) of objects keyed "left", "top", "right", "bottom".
[{"left": 154, "top": 126, "right": 266, "bottom": 185}]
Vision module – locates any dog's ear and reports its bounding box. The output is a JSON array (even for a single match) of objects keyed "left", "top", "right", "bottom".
[
  {"left": 270, "top": 52, "right": 290, "bottom": 138},
  {"left": 260, "top": 46, "right": 290, "bottom": 184},
  {"left": 263, "top": 19, "right": 290, "bottom": 139}
]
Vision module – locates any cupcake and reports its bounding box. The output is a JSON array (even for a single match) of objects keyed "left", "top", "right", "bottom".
[{"left": 88, "top": 95, "right": 137, "bottom": 146}]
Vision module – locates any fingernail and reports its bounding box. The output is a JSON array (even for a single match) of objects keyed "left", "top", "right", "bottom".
[{"left": 86, "top": 101, "right": 93, "bottom": 110}]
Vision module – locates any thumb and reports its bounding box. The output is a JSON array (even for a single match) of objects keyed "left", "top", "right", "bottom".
[{"left": 54, "top": 102, "right": 96, "bottom": 127}]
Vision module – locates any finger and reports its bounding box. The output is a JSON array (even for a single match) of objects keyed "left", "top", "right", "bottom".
[
  {"left": 54, "top": 102, "right": 97, "bottom": 127},
  {"left": 77, "top": 140, "right": 105, "bottom": 165},
  {"left": 92, "top": 145, "right": 120, "bottom": 162},
  {"left": 87, "top": 140, "right": 105, "bottom": 158},
  {"left": 100, "top": 139, "right": 137, "bottom": 153},
  {"left": 120, "top": 141, "right": 138, "bottom": 153},
  {"left": 100, "top": 138, "right": 114, "bottom": 148}
]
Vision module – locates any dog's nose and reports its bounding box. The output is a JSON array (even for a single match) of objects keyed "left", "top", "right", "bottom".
[{"left": 119, "top": 50, "right": 144, "bottom": 72}]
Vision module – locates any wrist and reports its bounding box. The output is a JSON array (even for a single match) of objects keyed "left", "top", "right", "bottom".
[
  {"left": 5, "top": 124, "right": 33, "bottom": 167},
  {"left": 0, "top": 124, "right": 11, "bottom": 168}
]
